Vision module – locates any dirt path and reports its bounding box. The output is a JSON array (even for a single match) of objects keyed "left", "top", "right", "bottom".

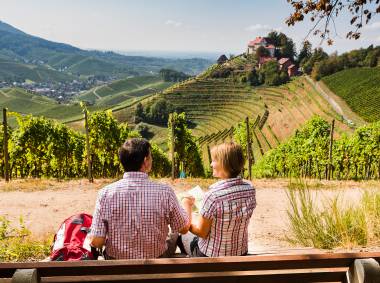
[{"left": 0, "top": 178, "right": 378, "bottom": 252}]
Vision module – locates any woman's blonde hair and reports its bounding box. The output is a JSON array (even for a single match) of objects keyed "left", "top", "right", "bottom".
[{"left": 211, "top": 142, "right": 245, "bottom": 178}]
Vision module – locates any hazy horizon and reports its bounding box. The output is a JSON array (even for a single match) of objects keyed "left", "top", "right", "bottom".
[{"left": 0, "top": 0, "right": 379, "bottom": 57}]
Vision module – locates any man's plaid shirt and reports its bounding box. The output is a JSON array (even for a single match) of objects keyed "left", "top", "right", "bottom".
[{"left": 90, "top": 172, "right": 189, "bottom": 259}]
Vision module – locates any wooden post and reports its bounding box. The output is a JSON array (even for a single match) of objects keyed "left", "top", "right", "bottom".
[
  {"left": 328, "top": 119, "right": 335, "bottom": 180},
  {"left": 84, "top": 110, "right": 93, "bottom": 183},
  {"left": 170, "top": 113, "right": 175, "bottom": 180},
  {"left": 3, "top": 108, "right": 9, "bottom": 182},
  {"left": 207, "top": 144, "right": 212, "bottom": 166},
  {"left": 245, "top": 117, "right": 252, "bottom": 180}
]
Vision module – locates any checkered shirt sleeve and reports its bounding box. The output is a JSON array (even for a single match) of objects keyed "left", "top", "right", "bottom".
[
  {"left": 168, "top": 189, "right": 189, "bottom": 232},
  {"left": 90, "top": 189, "right": 107, "bottom": 237},
  {"left": 200, "top": 192, "right": 217, "bottom": 219}
]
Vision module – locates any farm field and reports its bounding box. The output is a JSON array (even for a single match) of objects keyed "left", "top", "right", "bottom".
[
  {"left": 1, "top": 178, "right": 379, "bottom": 252},
  {"left": 322, "top": 67, "right": 380, "bottom": 123}
]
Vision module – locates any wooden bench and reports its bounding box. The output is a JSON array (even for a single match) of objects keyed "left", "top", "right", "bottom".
[{"left": 1, "top": 252, "right": 379, "bottom": 283}]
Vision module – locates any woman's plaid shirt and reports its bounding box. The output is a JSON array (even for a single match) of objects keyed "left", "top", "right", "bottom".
[
  {"left": 198, "top": 177, "right": 256, "bottom": 257},
  {"left": 90, "top": 172, "right": 189, "bottom": 259}
]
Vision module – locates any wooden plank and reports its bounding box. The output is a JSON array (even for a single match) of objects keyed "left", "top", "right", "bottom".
[
  {"left": 1, "top": 253, "right": 379, "bottom": 279},
  {"left": 1, "top": 254, "right": 379, "bottom": 278},
  {"left": 41, "top": 268, "right": 348, "bottom": 283}
]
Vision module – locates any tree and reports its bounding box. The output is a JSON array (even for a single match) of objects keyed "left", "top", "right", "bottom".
[
  {"left": 259, "top": 61, "right": 289, "bottom": 86},
  {"left": 168, "top": 112, "right": 204, "bottom": 177},
  {"left": 267, "top": 31, "right": 296, "bottom": 60},
  {"left": 255, "top": 46, "right": 270, "bottom": 59},
  {"left": 301, "top": 47, "right": 328, "bottom": 74},
  {"left": 286, "top": 0, "right": 380, "bottom": 44},
  {"left": 297, "top": 40, "right": 312, "bottom": 65}
]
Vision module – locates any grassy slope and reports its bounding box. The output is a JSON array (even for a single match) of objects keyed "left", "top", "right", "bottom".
[
  {"left": 0, "top": 76, "right": 173, "bottom": 126},
  {"left": 321, "top": 67, "right": 380, "bottom": 122},
  {"left": 111, "top": 75, "right": 354, "bottom": 162},
  {"left": 0, "top": 59, "right": 74, "bottom": 82}
]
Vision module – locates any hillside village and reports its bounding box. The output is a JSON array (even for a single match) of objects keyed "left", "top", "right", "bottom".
[{"left": 217, "top": 36, "right": 298, "bottom": 77}]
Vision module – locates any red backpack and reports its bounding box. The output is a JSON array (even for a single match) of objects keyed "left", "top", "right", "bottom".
[{"left": 50, "top": 213, "right": 98, "bottom": 261}]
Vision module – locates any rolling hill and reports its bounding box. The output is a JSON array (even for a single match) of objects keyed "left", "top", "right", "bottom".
[
  {"left": 0, "top": 76, "right": 175, "bottom": 126},
  {"left": 0, "top": 21, "right": 213, "bottom": 82}
]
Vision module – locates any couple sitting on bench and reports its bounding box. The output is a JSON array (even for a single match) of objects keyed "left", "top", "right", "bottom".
[{"left": 89, "top": 138, "right": 256, "bottom": 259}]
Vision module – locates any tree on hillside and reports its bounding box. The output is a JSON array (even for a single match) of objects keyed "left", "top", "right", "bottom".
[
  {"left": 297, "top": 40, "right": 312, "bottom": 65},
  {"left": 301, "top": 47, "right": 329, "bottom": 74},
  {"left": 159, "top": 68, "right": 190, "bottom": 82},
  {"left": 267, "top": 31, "right": 296, "bottom": 60},
  {"left": 259, "top": 60, "right": 289, "bottom": 86},
  {"left": 285, "top": 0, "right": 380, "bottom": 44},
  {"left": 255, "top": 46, "right": 270, "bottom": 59}
]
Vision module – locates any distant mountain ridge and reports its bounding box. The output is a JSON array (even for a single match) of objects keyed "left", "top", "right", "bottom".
[{"left": 0, "top": 21, "right": 213, "bottom": 82}]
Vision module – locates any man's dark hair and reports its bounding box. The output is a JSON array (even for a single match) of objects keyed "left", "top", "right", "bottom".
[{"left": 119, "top": 138, "right": 151, "bottom": 172}]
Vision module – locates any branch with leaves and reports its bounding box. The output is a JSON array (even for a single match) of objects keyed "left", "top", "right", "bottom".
[{"left": 286, "top": 0, "right": 380, "bottom": 44}]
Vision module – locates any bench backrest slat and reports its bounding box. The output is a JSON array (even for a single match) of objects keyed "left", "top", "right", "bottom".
[{"left": 41, "top": 268, "right": 348, "bottom": 283}]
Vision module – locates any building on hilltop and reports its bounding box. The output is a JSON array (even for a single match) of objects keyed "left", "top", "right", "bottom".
[
  {"left": 258, "top": 56, "right": 276, "bottom": 68},
  {"left": 278, "top": 58, "right": 292, "bottom": 71},
  {"left": 247, "top": 37, "right": 275, "bottom": 57}
]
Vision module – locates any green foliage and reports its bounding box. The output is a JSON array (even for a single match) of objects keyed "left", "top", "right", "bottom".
[
  {"left": 159, "top": 68, "right": 190, "bottom": 82},
  {"left": 150, "top": 143, "right": 171, "bottom": 177},
  {"left": 322, "top": 67, "right": 380, "bottom": 122},
  {"left": 286, "top": 181, "right": 380, "bottom": 249},
  {"left": 301, "top": 47, "right": 329, "bottom": 74},
  {"left": 135, "top": 99, "right": 184, "bottom": 126},
  {"left": 3, "top": 110, "right": 169, "bottom": 179},
  {"left": 267, "top": 31, "right": 296, "bottom": 60},
  {"left": 9, "top": 114, "right": 85, "bottom": 178},
  {"left": 0, "top": 216, "right": 51, "bottom": 262},
  {"left": 254, "top": 117, "right": 380, "bottom": 180},
  {"left": 88, "top": 110, "right": 123, "bottom": 177},
  {"left": 168, "top": 112, "right": 204, "bottom": 177},
  {"left": 259, "top": 61, "right": 289, "bottom": 86},
  {"left": 255, "top": 46, "right": 270, "bottom": 59}
]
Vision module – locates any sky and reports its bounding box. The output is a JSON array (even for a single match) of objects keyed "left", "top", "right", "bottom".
[{"left": 0, "top": 0, "right": 379, "bottom": 57}]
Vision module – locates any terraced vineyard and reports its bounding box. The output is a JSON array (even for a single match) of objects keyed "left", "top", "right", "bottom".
[
  {"left": 321, "top": 67, "right": 380, "bottom": 122},
  {"left": 125, "top": 76, "right": 355, "bottom": 164}
]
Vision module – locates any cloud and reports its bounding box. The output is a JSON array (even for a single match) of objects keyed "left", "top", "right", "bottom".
[
  {"left": 245, "top": 24, "right": 283, "bottom": 33},
  {"left": 165, "top": 20, "right": 182, "bottom": 28},
  {"left": 363, "top": 21, "right": 380, "bottom": 30},
  {"left": 245, "top": 24, "right": 271, "bottom": 31}
]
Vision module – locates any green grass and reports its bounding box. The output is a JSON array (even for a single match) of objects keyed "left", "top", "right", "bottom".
[
  {"left": 286, "top": 180, "right": 380, "bottom": 249},
  {"left": 322, "top": 67, "right": 380, "bottom": 122},
  {"left": 0, "top": 216, "right": 51, "bottom": 262}
]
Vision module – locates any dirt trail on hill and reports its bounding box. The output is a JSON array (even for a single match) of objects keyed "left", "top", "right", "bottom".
[{"left": 0, "top": 179, "right": 376, "bottom": 252}]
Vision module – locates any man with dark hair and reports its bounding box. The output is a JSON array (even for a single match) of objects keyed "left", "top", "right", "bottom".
[{"left": 89, "top": 138, "right": 191, "bottom": 259}]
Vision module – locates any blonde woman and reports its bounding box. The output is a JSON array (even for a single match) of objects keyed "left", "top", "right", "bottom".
[{"left": 180, "top": 142, "right": 256, "bottom": 257}]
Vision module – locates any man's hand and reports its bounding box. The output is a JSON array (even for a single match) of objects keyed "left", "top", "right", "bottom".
[
  {"left": 178, "top": 196, "right": 195, "bottom": 234},
  {"left": 90, "top": 236, "right": 105, "bottom": 249},
  {"left": 181, "top": 196, "right": 195, "bottom": 208}
]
